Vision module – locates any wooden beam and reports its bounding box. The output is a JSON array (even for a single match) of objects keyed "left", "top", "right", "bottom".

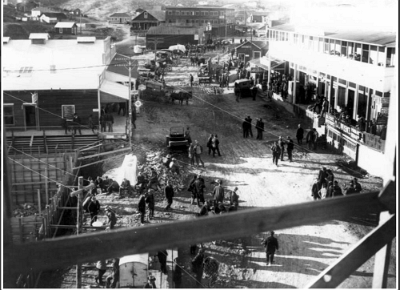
[
  {"left": 77, "top": 147, "right": 131, "bottom": 161},
  {"left": 307, "top": 214, "right": 396, "bottom": 288},
  {"left": 3, "top": 191, "right": 384, "bottom": 276},
  {"left": 30, "top": 135, "right": 34, "bottom": 147},
  {"left": 12, "top": 181, "right": 46, "bottom": 186},
  {"left": 378, "top": 180, "right": 396, "bottom": 214}
]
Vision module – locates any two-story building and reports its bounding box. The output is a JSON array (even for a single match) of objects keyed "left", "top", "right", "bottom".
[
  {"left": 130, "top": 10, "right": 165, "bottom": 32},
  {"left": 2, "top": 34, "right": 136, "bottom": 132},
  {"left": 40, "top": 12, "right": 67, "bottom": 23},
  {"left": 164, "top": 6, "right": 235, "bottom": 38},
  {"left": 109, "top": 12, "right": 131, "bottom": 24},
  {"left": 262, "top": 24, "right": 396, "bottom": 177}
]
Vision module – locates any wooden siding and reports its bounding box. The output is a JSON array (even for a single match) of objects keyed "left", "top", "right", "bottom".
[
  {"left": 133, "top": 12, "right": 159, "bottom": 22},
  {"left": 4, "top": 91, "right": 33, "bottom": 129},
  {"left": 146, "top": 34, "right": 198, "bottom": 49},
  {"left": 37, "top": 90, "right": 98, "bottom": 128}
]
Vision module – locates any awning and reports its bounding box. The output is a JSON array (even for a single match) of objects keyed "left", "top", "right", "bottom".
[{"left": 100, "top": 80, "right": 129, "bottom": 102}]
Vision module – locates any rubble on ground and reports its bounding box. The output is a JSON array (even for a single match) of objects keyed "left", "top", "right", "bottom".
[{"left": 13, "top": 203, "right": 39, "bottom": 217}]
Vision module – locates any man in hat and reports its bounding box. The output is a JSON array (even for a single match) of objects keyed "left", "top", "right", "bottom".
[
  {"left": 169, "top": 158, "right": 180, "bottom": 175},
  {"left": 119, "top": 178, "right": 132, "bottom": 197},
  {"left": 270, "top": 141, "right": 281, "bottom": 166},
  {"left": 193, "top": 140, "right": 205, "bottom": 168},
  {"left": 146, "top": 189, "right": 155, "bottom": 219},
  {"left": 88, "top": 196, "right": 101, "bottom": 226},
  {"left": 278, "top": 136, "right": 286, "bottom": 161},
  {"left": 212, "top": 180, "right": 225, "bottom": 204},
  {"left": 286, "top": 136, "right": 294, "bottom": 162},
  {"left": 138, "top": 194, "right": 146, "bottom": 224},
  {"left": 105, "top": 206, "right": 117, "bottom": 229},
  {"left": 262, "top": 231, "right": 279, "bottom": 266},
  {"left": 193, "top": 175, "right": 206, "bottom": 207},
  {"left": 164, "top": 180, "right": 174, "bottom": 210},
  {"left": 144, "top": 275, "right": 156, "bottom": 288}
]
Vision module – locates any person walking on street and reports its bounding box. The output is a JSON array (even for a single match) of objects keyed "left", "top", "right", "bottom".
[
  {"left": 193, "top": 140, "right": 205, "bottom": 168},
  {"left": 207, "top": 134, "right": 214, "bottom": 155},
  {"left": 88, "top": 114, "right": 96, "bottom": 134},
  {"left": 72, "top": 113, "right": 82, "bottom": 135},
  {"left": 188, "top": 174, "right": 198, "bottom": 205},
  {"left": 306, "top": 128, "right": 316, "bottom": 150},
  {"left": 296, "top": 124, "right": 304, "bottom": 145},
  {"left": 190, "top": 74, "right": 194, "bottom": 87},
  {"left": 193, "top": 175, "right": 206, "bottom": 207},
  {"left": 188, "top": 143, "right": 195, "bottom": 165},
  {"left": 278, "top": 136, "right": 285, "bottom": 161},
  {"left": 256, "top": 118, "right": 264, "bottom": 140},
  {"left": 262, "top": 231, "right": 279, "bottom": 266},
  {"left": 164, "top": 180, "right": 174, "bottom": 210},
  {"left": 212, "top": 179, "right": 225, "bottom": 204},
  {"left": 138, "top": 194, "right": 146, "bottom": 224},
  {"left": 246, "top": 116, "right": 253, "bottom": 138},
  {"left": 191, "top": 248, "right": 205, "bottom": 288},
  {"left": 286, "top": 136, "right": 294, "bottom": 162},
  {"left": 146, "top": 189, "right": 155, "bottom": 220},
  {"left": 87, "top": 196, "right": 100, "bottom": 226},
  {"left": 214, "top": 134, "right": 221, "bottom": 156},
  {"left": 242, "top": 119, "right": 249, "bottom": 138},
  {"left": 270, "top": 142, "right": 281, "bottom": 166},
  {"left": 95, "top": 259, "right": 107, "bottom": 285}
]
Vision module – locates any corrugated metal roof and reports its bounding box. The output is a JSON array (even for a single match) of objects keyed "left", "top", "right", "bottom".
[
  {"left": 55, "top": 22, "right": 76, "bottom": 28},
  {"left": 147, "top": 26, "right": 198, "bottom": 35},
  {"left": 109, "top": 12, "right": 130, "bottom": 17}
]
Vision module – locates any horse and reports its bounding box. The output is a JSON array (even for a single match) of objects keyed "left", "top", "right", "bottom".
[
  {"left": 170, "top": 91, "right": 192, "bottom": 105},
  {"left": 190, "top": 57, "right": 196, "bottom": 66}
]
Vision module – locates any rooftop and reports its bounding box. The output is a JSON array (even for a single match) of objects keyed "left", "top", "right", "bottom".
[
  {"left": 3, "top": 38, "right": 108, "bottom": 91},
  {"left": 41, "top": 12, "right": 67, "bottom": 18},
  {"left": 54, "top": 22, "right": 77, "bottom": 28},
  {"left": 147, "top": 26, "right": 201, "bottom": 35},
  {"left": 165, "top": 6, "right": 233, "bottom": 10},
  {"left": 132, "top": 10, "right": 166, "bottom": 22},
  {"left": 109, "top": 12, "right": 131, "bottom": 18}
]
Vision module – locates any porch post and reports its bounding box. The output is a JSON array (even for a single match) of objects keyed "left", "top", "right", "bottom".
[{"left": 293, "top": 64, "right": 297, "bottom": 104}]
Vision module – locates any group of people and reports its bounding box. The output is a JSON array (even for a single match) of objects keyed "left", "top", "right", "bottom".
[
  {"left": 311, "top": 167, "right": 363, "bottom": 200},
  {"left": 82, "top": 195, "right": 117, "bottom": 229},
  {"left": 270, "top": 136, "right": 295, "bottom": 165}
]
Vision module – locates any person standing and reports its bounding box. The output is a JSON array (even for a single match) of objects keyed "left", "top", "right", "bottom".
[
  {"left": 296, "top": 124, "right": 304, "bottom": 145},
  {"left": 214, "top": 134, "right": 221, "bottom": 156},
  {"left": 353, "top": 178, "right": 362, "bottom": 193},
  {"left": 193, "top": 175, "right": 206, "bottom": 207},
  {"left": 106, "top": 258, "right": 120, "bottom": 288},
  {"left": 242, "top": 119, "right": 248, "bottom": 138},
  {"left": 118, "top": 102, "right": 126, "bottom": 116},
  {"left": 164, "top": 180, "right": 174, "bottom": 210},
  {"left": 100, "top": 114, "right": 106, "bottom": 133},
  {"left": 193, "top": 140, "right": 205, "bottom": 168},
  {"left": 72, "top": 113, "right": 82, "bottom": 135},
  {"left": 256, "top": 118, "right": 264, "bottom": 140},
  {"left": 88, "top": 196, "right": 100, "bottom": 226},
  {"left": 270, "top": 142, "right": 281, "bottom": 166},
  {"left": 173, "top": 258, "right": 183, "bottom": 288},
  {"left": 252, "top": 85, "right": 258, "bottom": 101},
  {"left": 188, "top": 143, "right": 195, "bottom": 166},
  {"left": 138, "top": 194, "right": 146, "bottom": 224},
  {"left": 311, "top": 179, "right": 320, "bottom": 200},
  {"left": 262, "top": 231, "right": 279, "bottom": 266},
  {"left": 190, "top": 74, "right": 194, "bottom": 87},
  {"left": 131, "top": 106, "right": 137, "bottom": 129},
  {"left": 278, "top": 136, "right": 285, "bottom": 161},
  {"left": 212, "top": 180, "right": 225, "bottom": 204},
  {"left": 332, "top": 181, "right": 343, "bottom": 197},
  {"left": 306, "top": 128, "right": 315, "bottom": 150},
  {"left": 88, "top": 114, "right": 96, "bottom": 134},
  {"left": 106, "top": 113, "right": 114, "bottom": 132},
  {"left": 188, "top": 174, "right": 198, "bottom": 205},
  {"left": 146, "top": 189, "right": 155, "bottom": 220},
  {"left": 62, "top": 117, "right": 69, "bottom": 134},
  {"left": 246, "top": 116, "right": 253, "bottom": 138},
  {"left": 286, "top": 136, "right": 294, "bottom": 162},
  {"left": 317, "top": 167, "right": 328, "bottom": 190},
  {"left": 158, "top": 250, "right": 168, "bottom": 274},
  {"left": 207, "top": 134, "right": 214, "bottom": 155},
  {"left": 312, "top": 128, "right": 318, "bottom": 150},
  {"left": 105, "top": 206, "right": 117, "bottom": 230},
  {"left": 95, "top": 259, "right": 107, "bottom": 285},
  {"left": 191, "top": 248, "right": 205, "bottom": 288},
  {"left": 229, "top": 187, "right": 239, "bottom": 209}
]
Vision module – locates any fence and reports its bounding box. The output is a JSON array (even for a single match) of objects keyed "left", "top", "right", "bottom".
[{"left": 3, "top": 179, "right": 396, "bottom": 288}]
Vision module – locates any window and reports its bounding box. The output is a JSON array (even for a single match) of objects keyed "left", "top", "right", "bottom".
[
  {"left": 59, "top": 28, "right": 63, "bottom": 34},
  {"left": 204, "top": 11, "right": 209, "bottom": 16},
  {"left": 378, "top": 46, "right": 385, "bottom": 66},
  {"left": 285, "top": 33, "right": 288, "bottom": 41},
  {"left": 196, "top": 11, "right": 200, "bottom": 16},
  {"left": 362, "top": 44, "right": 369, "bottom": 63},
  {"left": 324, "top": 38, "right": 329, "bottom": 53},
  {"left": 214, "top": 11, "right": 218, "bottom": 16},
  {"left": 347, "top": 42, "right": 354, "bottom": 58},
  {"left": 338, "top": 78, "right": 347, "bottom": 85},
  {"left": 330, "top": 39, "right": 335, "bottom": 53},
  {"left": 253, "top": 51, "right": 261, "bottom": 59},
  {"left": 62, "top": 105, "right": 75, "bottom": 119},
  {"left": 176, "top": 11, "right": 180, "bottom": 15},
  {"left": 186, "top": 11, "right": 191, "bottom": 15},
  {"left": 144, "top": 12, "right": 148, "bottom": 18},
  {"left": 318, "top": 37, "right": 323, "bottom": 51},
  {"left": 369, "top": 45, "right": 377, "bottom": 65},
  {"left": 168, "top": 11, "right": 172, "bottom": 15},
  {"left": 4, "top": 104, "right": 15, "bottom": 125},
  {"left": 201, "top": 11, "right": 204, "bottom": 16},
  {"left": 357, "top": 86, "right": 368, "bottom": 118},
  {"left": 354, "top": 43, "right": 362, "bottom": 61},
  {"left": 386, "top": 47, "right": 395, "bottom": 66},
  {"left": 340, "top": 41, "right": 347, "bottom": 57},
  {"left": 337, "top": 86, "right": 346, "bottom": 108}
]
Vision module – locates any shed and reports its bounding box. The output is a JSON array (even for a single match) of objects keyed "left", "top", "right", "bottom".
[
  {"left": 119, "top": 253, "right": 149, "bottom": 288},
  {"left": 109, "top": 12, "right": 131, "bottom": 24},
  {"left": 54, "top": 22, "right": 77, "bottom": 35}
]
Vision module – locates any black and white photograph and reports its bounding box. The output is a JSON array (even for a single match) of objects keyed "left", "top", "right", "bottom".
[{"left": 2, "top": 0, "right": 398, "bottom": 288}]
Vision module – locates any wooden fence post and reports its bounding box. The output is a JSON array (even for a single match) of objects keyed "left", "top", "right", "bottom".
[
  {"left": 76, "top": 176, "right": 83, "bottom": 288},
  {"left": 37, "top": 190, "right": 41, "bottom": 214}
]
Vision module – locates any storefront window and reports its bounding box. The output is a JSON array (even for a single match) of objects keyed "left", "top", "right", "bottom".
[
  {"left": 324, "top": 38, "right": 329, "bottom": 53},
  {"left": 330, "top": 39, "right": 335, "bottom": 54},
  {"left": 337, "top": 86, "right": 346, "bottom": 108},
  {"left": 358, "top": 87, "right": 368, "bottom": 119},
  {"left": 318, "top": 37, "right": 323, "bottom": 52},
  {"left": 285, "top": 32, "right": 288, "bottom": 41},
  {"left": 386, "top": 47, "right": 396, "bottom": 66},
  {"left": 369, "top": 46, "right": 378, "bottom": 65},
  {"left": 341, "top": 41, "right": 347, "bottom": 57},
  {"left": 347, "top": 42, "right": 354, "bottom": 58},
  {"left": 362, "top": 44, "right": 369, "bottom": 63},
  {"left": 377, "top": 46, "right": 385, "bottom": 66}
]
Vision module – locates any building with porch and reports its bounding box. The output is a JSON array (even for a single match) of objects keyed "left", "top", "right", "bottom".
[
  {"left": 261, "top": 24, "right": 396, "bottom": 177},
  {"left": 130, "top": 10, "right": 165, "bottom": 32},
  {"left": 3, "top": 34, "right": 136, "bottom": 134},
  {"left": 235, "top": 40, "right": 268, "bottom": 62}
]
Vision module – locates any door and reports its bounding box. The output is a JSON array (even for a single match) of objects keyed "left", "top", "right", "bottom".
[
  {"left": 24, "top": 105, "right": 37, "bottom": 129},
  {"left": 347, "top": 89, "right": 355, "bottom": 120}
]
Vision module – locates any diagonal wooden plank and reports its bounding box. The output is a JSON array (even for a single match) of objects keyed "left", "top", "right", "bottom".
[
  {"left": 306, "top": 214, "right": 396, "bottom": 288},
  {"left": 378, "top": 180, "right": 396, "bottom": 214},
  {"left": 4, "top": 191, "right": 382, "bottom": 277}
]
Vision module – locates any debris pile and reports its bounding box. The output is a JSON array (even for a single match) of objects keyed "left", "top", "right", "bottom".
[{"left": 13, "top": 203, "right": 39, "bottom": 217}]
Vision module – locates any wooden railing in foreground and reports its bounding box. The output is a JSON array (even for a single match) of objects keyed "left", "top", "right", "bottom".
[{"left": 3, "top": 182, "right": 396, "bottom": 288}]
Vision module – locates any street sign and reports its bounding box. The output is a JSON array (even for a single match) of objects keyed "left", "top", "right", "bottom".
[
  {"left": 131, "top": 90, "right": 139, "bottom": 95},
  {"left": 135, "top": 100, "right": 142, "bottom": 107}
]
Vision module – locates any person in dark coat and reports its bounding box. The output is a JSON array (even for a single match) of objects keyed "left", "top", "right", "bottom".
[
  {"left": 100, "top": 114, "right": 106, "bottom": 132},
  {"left": 344, "top": 181, "right": 357, "bottom": 195},
  {"left": 118, "top": 102, "right": 126, "bottom": 116},
  {"left": 62, "top": 117, "right": 69, "bottom": 134},
  {"left": 87, "top": 196, "right": 100, "bottom": 226},
  {"left": 212, "top": 180, "right": 225, "bottom": 203},
  {"left": 207, "top": 134, "right": 214, "bottom": 155},
  {"left": 213, "top": 135, "right": 221, "bottom": 156},
  {"left": 138, "top": 194, "right": 146, "bottom": 224},
  {"left": 193, "top": 175, "right": 206, "bottom": 207},
  {"left": 246, "top": 116, "right": 253, "bottom": 137},
  {"left": 278, "top": 136, "right": 285, "bottom": 161},
  {"left": 105, "top": 206, "right": 117, "bottom": 229},
  {"left": 332, "top": 181, "right": 343, "bottom": 197},
  {"left": 158, "top": 250, "right": 168, "bottom": 274},
  {"left": 106, "top": 258, "right": 120, "bottom": 288},
  {"left": 164, "top": 180, "right": 174, "bottom": 210},
  {"left": 270, "top": 142, "right": 281, "bottom": 166},
  {"left": 296, "top": 124, "right": 304, "bottom": 145},
  {"left": 286, "top": 136, "right": 294, "bottom": 162},
  {"left": 306, "top": 128, "right": 316, "bottom": 150},
  {"left": 172, "top": 258, "right": 183, "bottom": 288},
  {"left": 191, "top": 248, "right": 205, "bottom": 288},
  {"left": 242, "top": 119, "right": 248, "bottom": 138},
  {"left": 353, "top": 178, "right": 362, "bottom": 193},
  {"left": 256, "top": 118, "right": 264, "bottom": 140},
  {"left": 146, "top": 189, "right": 155, "bottom": 219},
  {"left": 311, "top": 179, "right": 320, "bottom": 200},
  {"left": 252, "top": 85, "right": 258, "bottom": 101},
  {"left": 317, "top": 167, "right": 328, "bottom": 190},
  {"left": 72, "top": 113, "right": 82, "bottom": 135},
  {"left": 188, "top": 174, "right": 198, "bottom": 205},
  {"left": 230, "top": 187, "right": 239, "bottom": 209},
  {"left": 262, "top": 231, "right": 279, "bottom": 265},
  {"left": 107, "top": 179, "right": 120, "bottom": 194}
]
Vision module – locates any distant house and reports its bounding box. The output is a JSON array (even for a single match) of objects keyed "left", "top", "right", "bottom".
[
  {"left": 131, "top": 10, "right": 165, "bottom": 32},
  {"left": 40, "top": 12, "right": 67, "bottom": 24},
  {"left": 146, "top": 26, "right": 205, "bottom": 49},
  {"left": 54, "top": 22, "right": 77, "bottom": 35},
  {"left": 16, "top": 1, "right": 39, "bottom": 13},
  {"left": 234, "top": 40, "right": 268, "bottom": 61},
  {"left": 250, "top": 11, "right": 269, "bottom": 23},
  {"left": 109, "top": 12, "right": 131, "bottom": 24},
  {"left": 31, "top": 6, "right": 62, "bottom": 17}
]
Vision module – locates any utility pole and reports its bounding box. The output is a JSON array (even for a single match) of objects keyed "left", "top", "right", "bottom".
[
  {"left": 147, "top": 37, "right": 164, "bottom": 63},
  {"left": 76, "top": 176, "right": 83, "bottom": 288}
]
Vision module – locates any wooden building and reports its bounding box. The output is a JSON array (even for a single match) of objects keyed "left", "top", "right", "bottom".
[
  {"left": 146, "top": 26, "right": 206, "bottom": 49},
  {"left": 40, "top": 12, "right": 67, "bottom": 24},
  {"left": 130, "top": 10, "right": 165, "bottom": 32},
  {"left": 235, "top": 40, "right": 268, "bottom": 62},
  {"left": 3, "top": 34, "right": 133, "bottom": 131},
  {"left": 54, "top": 22, "right": 78, "bottom": 35},
  {"left": 109, "top": 12, "right": 131, "bottom": 24}
]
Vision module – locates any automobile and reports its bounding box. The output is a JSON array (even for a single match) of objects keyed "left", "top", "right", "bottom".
[
  {"left": 221, "top": 39, "right": 232, "bottom": 45},
  {"left": 234, "top": 79, "right": 252, "bottom": 89},
  {"left": 234, "top": 79, "right": 253, "bottom": 98},
  {"left": 166, "top": 127, "right": 189, "bottom": 152}
]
